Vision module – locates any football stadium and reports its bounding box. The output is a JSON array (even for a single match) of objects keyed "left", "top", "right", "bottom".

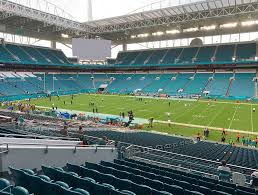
[{"left": 1, "top": 0, "right": 258, "bottom": 194}]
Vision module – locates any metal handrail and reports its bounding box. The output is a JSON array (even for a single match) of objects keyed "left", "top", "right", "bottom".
[
  {"left": 0, "top": 132, "right": 80, "bottom": 141},
  {"left": 0, "top": 142, "right": 115, "bottom": 148},
  {"left": 132, "top": 156, "right": 216, "bottom": 178},
  {"left": 126, "top": 144, "right": 256, "bottom": 172}
]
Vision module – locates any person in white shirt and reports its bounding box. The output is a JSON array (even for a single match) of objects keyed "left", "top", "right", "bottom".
[{"left": 218, "top": 160, "right": 231, "bottom": 172}]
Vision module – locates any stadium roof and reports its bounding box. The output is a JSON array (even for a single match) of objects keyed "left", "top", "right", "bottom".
[{"left": 1, "top": 0, "right": 258, "bottom": 44}]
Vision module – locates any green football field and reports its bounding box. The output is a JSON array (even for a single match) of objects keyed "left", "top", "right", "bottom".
[{"left": 25, "top": 94, "right": 258, "bottom": 142}]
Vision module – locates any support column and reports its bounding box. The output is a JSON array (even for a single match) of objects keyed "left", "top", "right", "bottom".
[
  {"left": 122, "top": 43, "right": 127, "bottom": 51},
  {"left": 51, "top": 41, "right": 56, "bottom": 49}
]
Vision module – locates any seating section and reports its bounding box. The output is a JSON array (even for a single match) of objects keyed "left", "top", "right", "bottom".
[
  {"left": 7, "top": 158, "right": 258, "bottom": 195},
  {"left": 178, "top": 47, "right": 198, "bottom": 64},
  {"left": 0, "top": 43, "right": 71, "bottom": 65},
  {"left": 0, "top": 42, "right": 256, "bottom": 67},
  {"left": 84, "top": 130, "right": 190, "bottom": 147},
  {"left": 115, "top": 42, "right": 257, "bottom": 66},
  {"left": 166, "top": 141, "right": 258, "bottom": 169},
  {"left": 236, "top": 43, "right": 256, "bottom": 61},
  {"left": 196, "top": 46, "right": 216, "bottom": 63},
  {"left": 229, "top": 73, "right": 256, "bottom": 98},
  {"left": 0, "top": 178, "right": 29, "bottom": 195},
  {"left": 84, "top": 129, "right": 258, "bottom": 170},
  {"left": 0, "top": 72, "right": 255, "bottom": 98}
]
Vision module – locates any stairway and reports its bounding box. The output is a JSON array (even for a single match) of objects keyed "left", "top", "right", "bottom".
[
  {"left": 225, "top": 78, "right": 234, "bottom": 97},
  {"left": 182, "top": 73, "right": 196, "bottom": 92}
]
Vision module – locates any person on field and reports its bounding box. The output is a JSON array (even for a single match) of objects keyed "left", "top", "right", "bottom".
[
  {"left": 148, "top": 117, "right": 154, "bottom": 128},
  {"left": 203, "top": 127, "right": 209, "bottom": 138},
  {"left": 236, "top": 133, "right": 241, "bottom": 142},
  {"left": 222, "top": 128, "right": 226, "bottom": 136}
]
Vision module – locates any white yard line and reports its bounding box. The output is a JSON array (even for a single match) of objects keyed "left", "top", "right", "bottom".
[
  {"left": 155, "top": 120, "right": 258, "bottom": 136},
  {"left": 207, "top": 104, "right": 226, "bottom": 126},
  {"left": 251, "top": 104, "right": 254, "bottom": 133},
  {"left": 228, "top": 104, "right": 239, "bottom": 129}
]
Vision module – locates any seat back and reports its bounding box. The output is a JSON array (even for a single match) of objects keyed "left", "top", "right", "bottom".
[
  {"left": 232, "top": 172, "right": 246, "bottom": 186},
  {"left": 218, "top": 170, "right": 231, "bottom": 182},
  {"left": 12, "top": 186, "right": 29, "bottom": 195},
  {"left": 0, "top": 179, "right": 11, "bottom": 191}
]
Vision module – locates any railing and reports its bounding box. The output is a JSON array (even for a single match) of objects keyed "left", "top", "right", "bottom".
[
  {"left": 0, "top": 142, "right": 115, "bottom": 155},
  {"left": 133, "top": 156, "right": 216, "bottom": 179},
  {"left": 0, "top": 133, "right": 80, "bottom": 141},
  {"left": 124, "top": 144, "right": 256, "bottom": 174}
]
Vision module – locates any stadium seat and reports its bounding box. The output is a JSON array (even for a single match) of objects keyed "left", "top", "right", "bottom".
[
  {"left": 120, "top": 190, "right": 136, "bottom": 195},
  {"left": 55, "top": 181, "right": 70, "bottom": 189},
  {"left": 184, "top": 190, "right": 204, "bottom": 195},
  {"left": 11, "top": 186, "right": 29, "bottom": 195},
  {"left": 163, "top": 184, "right": 184, "bottom": 195},
  {"left": 0, "top": 179, "right": 11, "bottom": 191},
  {"left": 212, "top": 190, "right": 231, "bottom": 195},
  {"left": 73, "top": 188, "right": 90, "bottom": 195},
  {"left": 218, "top": 171, "right": 231, "bottom": 182},
  {"left": 134, "top": 184, "right": 152, "bottom": 195}
]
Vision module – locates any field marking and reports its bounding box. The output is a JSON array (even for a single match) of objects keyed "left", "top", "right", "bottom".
[
  {"left": 187, "top": 103, "right": 212, "bottom": 124},
  {"left": 29, "top": 94, "right": 258, "bottom": 133},
  {"left": 228, "top": 104, "right": 239, "bottom": 129},
  {"left": 207, "top": 103, "right": 226, "bottom": 126},
  {"left": 155, "top": 120, "right": 258, "bottom": 136},
  {"left": 173, "top": 102, "right": 203, "bottom": 121},
  {"left": 251, "top": 105, "right": 254, "bottom": 133}
]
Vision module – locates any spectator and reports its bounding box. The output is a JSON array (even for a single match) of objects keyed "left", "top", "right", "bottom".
[
  {"left": 241, "top": 136, "right": 246, "bottom": 145},
  {"left": 221, "top": 136, "right": 226, "bottom": 143},
  {"left": 98, "top": 138, "right": 106, "bottom": 145},
  {"left": 78, "top": 125, "right": 83, "bottom": 134},
  {"left": 218, "top": 160, "right": 231, "bottom": 172},
  {"left": 251, "top": 170, "right": 258, "bottom": 188},
  {"left": 236, "top": 133, "right": 241, "bottom": 142}
]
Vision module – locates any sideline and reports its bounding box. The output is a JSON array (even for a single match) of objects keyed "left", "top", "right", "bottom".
[
  {"left": 36, "top": 106, "right": 258, "bottom": 136},
  {"left": 155, "top": 120, "right": 258, "bottom": 136}
]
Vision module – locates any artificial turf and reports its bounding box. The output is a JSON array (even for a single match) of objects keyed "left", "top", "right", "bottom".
[{"left": 24, "top": 93, "right": 258, "bottom": 143}]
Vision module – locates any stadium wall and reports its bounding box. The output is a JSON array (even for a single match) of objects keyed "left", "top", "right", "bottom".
[{"left": 0, "top": 145, "right": 117, "bottom": 173}]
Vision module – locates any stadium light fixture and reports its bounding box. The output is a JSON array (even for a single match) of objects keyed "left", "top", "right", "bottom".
[
  {"left": 220, "top": 22, "right": 238, "bottom": 28},
  {"left": 153, "top": 31, "right": 164, "bottom": 36},
  {"left": 200, "top": 25, "right": 216, "bottom": 31},
  {"left": 241, "top": 20, "right": 258, "bottom": 26},
  {"left": 166, "top": 30, "right": 180, "bottom": 34},
  {"left": 61, "top": 33, "right": 69, "bottom": 38},
  {"left": 131, "top": 35, "right": 137, "bottom": 39},
  {"left": 183, "top": 27, "right": 198, "bottom": 33}
]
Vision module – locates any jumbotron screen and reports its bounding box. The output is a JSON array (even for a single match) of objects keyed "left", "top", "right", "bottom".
[{"left": 72, "top": 38, "right": 111, "bottom": 60}]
